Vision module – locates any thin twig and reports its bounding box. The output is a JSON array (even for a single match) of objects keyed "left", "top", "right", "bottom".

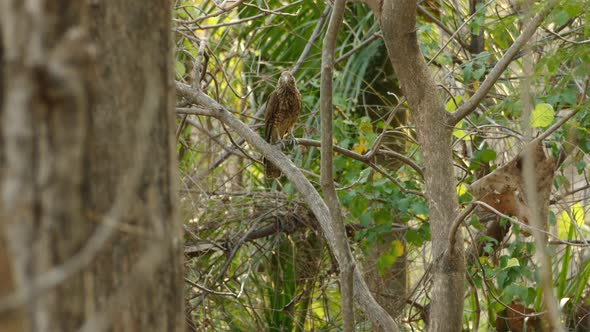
[
  {"left": 417, "top": 5, "right": 469, "bottom": 50},
  {"left": 296, "top": 138, "right": 424, "bottom": 177},
  {"left": 292, "top": 5, "right": 331, "bottom": 75},
  {"left": 448, "top": 203, "right": 477, "bottom": 252},
  {"left": 369, "top": 162, "right": 425, "bottom": 198},
  {"left": 175, "top": 1, "right": 303, "bottom": 30},
  {"left": 335, "top": 31, "right": 382, "bottom": 64},
  {"left": 543, "top": 27, "right": 590, "bottom": 45},
  {"left": 174, "top": 0, "right": 246, "bottom": 24},
  {"left": 185, "top": 277, "right": 237, "bottom": 297}
]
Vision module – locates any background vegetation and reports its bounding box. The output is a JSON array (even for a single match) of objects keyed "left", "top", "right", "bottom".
[{"left": 176, "top": 0, "right": 589, "bottom": 330}]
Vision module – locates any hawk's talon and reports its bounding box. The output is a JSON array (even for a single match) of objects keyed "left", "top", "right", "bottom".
[
  {"left": 272, "top": 139, "right": 287, "bottom": 150},
  {"left": 285, "top": 134, "right": 297, "bottom": 149},
  {"left": 279, "top": 139, "right": 287, "bottom": 150}
]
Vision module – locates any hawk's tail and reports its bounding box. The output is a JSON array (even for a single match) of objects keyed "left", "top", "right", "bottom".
[{"left": 264, "top": 158, "right": 281, "bottom": 179}]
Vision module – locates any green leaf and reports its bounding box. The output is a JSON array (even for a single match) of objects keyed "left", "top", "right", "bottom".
[
  {"left": 452, "top": 120, "right": 471, "bottom": 140},
  {"left": 473, "top": 149, "right": 497, "bottom": 163},
  {"left": 530, "top": 103, "right": 555, "bottom": 128},
  {"left": 359, "top": 116, "right": 373, "bottom": 134},
  {"left": 574, "top": 160, "right": 586, "bottom": 174},
  {"left": 376, "top": 240, "right": 404, "bottom": 276},
  {"left": 445, "top": 96, "right": 464, "bottom": 112},
  {"left": 373, "top": 209, "right": 390, "bottom": 225},
  {"left": 391, "top": 240, "right": 404, "bottom": 257},
  {"left": 358, "top": 167, "right": 371, "bottom": 184},
  {"left": 456, "top": 183, "right": 468, "bottom": 197},
  {"left": 359, "top": 212, "right": 372, "bottom": 227},
  {"left": 463, "top": 62, "right": 473, "bottom": 82},
  {"left": 410, "top": 201, "right": 429, "bottom": 216},
  {"left": 405, "top": 228, "right": 423, "bottom": 246},
  {"left": 503, "top": 284, "right": 529, "bottom": 302},
  {"left": 504, "top": 258, "right": 520, "bottom": 269},
  {"left": 376, "top": 253, "right": 397, "bottom": 276},
  {"left": 175, "top": 61, "right": 186, "bottom": 79}
]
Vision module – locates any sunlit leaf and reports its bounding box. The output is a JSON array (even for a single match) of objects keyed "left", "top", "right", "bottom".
[
  {"left": 376, "top": 253, "right": 396, "bottom": 275},
  {"left": 391, "top": 240, "right": 404, "bottom": 257},
  {"left": 359, "top": 117, "right": 373, "bottom": 134},
  {"left": 445, "top": 96, "right": 464, "bottom": 112},
  {"left": 353, "top": 138, "right": 367, "bottom": 154},
  {"left": 556, "top": 202, "right": 585, "bottom": 239},
  {"left": 530, "top": 103, "right": 554, "bottom": 128},
  {"left": 457, "top": 183, "right": 468, "bottom": 197},
  {"left": 504, "top": 258, "right": 520, "bottom": 269},
  {"left": 175, "top": 61, "right": 186, "bottom": 79}
]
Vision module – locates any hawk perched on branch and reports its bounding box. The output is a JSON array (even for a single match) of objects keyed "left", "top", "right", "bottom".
[{"left": 264, "top": 71, "right": 302, "bottom": 178}]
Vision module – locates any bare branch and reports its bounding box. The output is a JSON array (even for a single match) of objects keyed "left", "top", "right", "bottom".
[
  {"left": 448, "top": 203, "right": 477, "bottom": 252},
  {"left": 292, "top": 5, "right": 331, "bottom": 75},
  {"left": 296, "top": 138, "right": 424, "bottom": 178},
  {"left": 543, "top": 27, "right": 590, "bottom": 45},
  {"left": 321, "top": 0, "right": 355, "bottom": 329}
]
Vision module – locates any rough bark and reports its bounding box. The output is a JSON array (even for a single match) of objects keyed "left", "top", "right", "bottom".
[
  {"left": 379, "top": 1, "right": 465, "bottom": 330},
  {"left": 0, "top": 1, "right": 183, "bottom": 331},
  {"left": 0, "top": 18, "right": 27, "bottom": 332}
]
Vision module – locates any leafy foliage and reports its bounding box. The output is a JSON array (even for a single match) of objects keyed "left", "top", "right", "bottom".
[{"left": 175, "top": 0, "right": 590, "bottom": 330}]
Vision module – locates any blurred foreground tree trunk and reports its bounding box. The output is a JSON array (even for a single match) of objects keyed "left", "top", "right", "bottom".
[{"left": 0, "top": 1, "right": 183, "bottom": 331}]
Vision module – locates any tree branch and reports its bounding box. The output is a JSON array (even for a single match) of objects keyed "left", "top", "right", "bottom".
[
  {"left": 174, "top": 87, "right": 398, "bottom": 331},
  {"left": 296, "top": 138, "right": 424, "bottom": 178},
  {"left": 321, "top": 1, "right": 356, "bottom": 330},
  {"left": 449, "top": 0, "right": 559, "bottom": 126},
  {"left": 292, "top": 5, "right": 331, "bottom": 75},
  {"left": 448, "top": 203, "right": 477, "bottom": 252},
  {"left": 534, "top": 108, "right": 581, "bottom": 143}
]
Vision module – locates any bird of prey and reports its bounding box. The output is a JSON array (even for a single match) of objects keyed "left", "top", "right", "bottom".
[{"left": 264, "top": 71, "right": 302, "bottom": 178}]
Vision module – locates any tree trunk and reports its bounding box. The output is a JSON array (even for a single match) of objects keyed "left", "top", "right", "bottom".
[
  {"left": 0, "top": 1, "right": 183, "bottom": 331},
  {"left": 379, "top": 1, "right": 465, "bottom": 330}
]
